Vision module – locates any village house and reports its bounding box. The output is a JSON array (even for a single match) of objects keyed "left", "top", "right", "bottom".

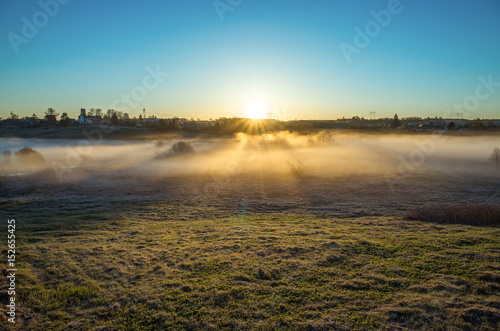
[{"left": 78, "top": 108, "right": 102, "bottom": 124}]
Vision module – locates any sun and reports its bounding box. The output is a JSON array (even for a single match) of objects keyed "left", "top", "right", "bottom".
[{"left": 244, "top": 99, "right": 268, "bottom": 119}]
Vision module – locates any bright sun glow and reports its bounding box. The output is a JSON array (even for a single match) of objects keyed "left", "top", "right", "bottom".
[{"left": 244, "top": 99, "right": 268, "bottom": 119}]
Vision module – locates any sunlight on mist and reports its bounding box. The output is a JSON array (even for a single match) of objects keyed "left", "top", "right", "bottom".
[{"left": 1, "top": 132, "right": 500, "bottom": 185}]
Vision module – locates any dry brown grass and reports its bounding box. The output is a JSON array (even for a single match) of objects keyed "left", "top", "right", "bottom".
[{"left": 405, "top": 204, "right": 500, "bottom": 226}]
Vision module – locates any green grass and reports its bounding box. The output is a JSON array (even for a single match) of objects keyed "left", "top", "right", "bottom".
[{"left": 1, "top": 201, "right": 499, "bottom": 330}]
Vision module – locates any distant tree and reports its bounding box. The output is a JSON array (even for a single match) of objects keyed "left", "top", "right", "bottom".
[
  {"left": 471, "top": 118, "right": 484, "bottom": 130},
  {"left": 111, "top": 112, "right": 119, "bottom": 125},
  {"left": 448, "top": 121, "right": 456, "bottom": 130},
  {"left": 88, "top": 108, "right": 95, "bottom": 116},
  {"left": 45, "top": 108, "right": 59, "bottom": 118},
  {"left": 106, "top": 109, "right": 114, "bottom": 119},
  {"left": 9, "top": 111, "right": 19, "bottom": 119},
  {"left": 123, "top": 113, "right": 130, "bottom": 121},
  {"left": 95, "top": 108, "right": 103, "bottom": 117},
  {"left": 391, "top": 114, "right": 401, "bottom": 128},
  {"left": 60, "top": 112, "right": 70, "bottom": 127},
  {"left": 489, "top": 148, "right": 500, "bottom": 167},
  {"left": 32, "top": 113, "right": 38, "bottom": 119}
]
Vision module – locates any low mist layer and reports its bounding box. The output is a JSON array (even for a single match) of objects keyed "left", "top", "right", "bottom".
[{"left": 1, "top": 132, "right": 499, "bottom": 184}]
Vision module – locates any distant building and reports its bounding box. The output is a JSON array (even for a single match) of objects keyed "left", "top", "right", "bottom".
[
  {"left": 78, "top": 108, "right": 102, "bottom": 124},
  {"left": 19, "top": 117, "right": 40, "bottom": 127},
  {"left": 417, "top": 124, "right": 435, "bottom": 132}
]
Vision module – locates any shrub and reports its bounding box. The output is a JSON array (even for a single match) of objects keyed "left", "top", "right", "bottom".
[
  {"left": 170, "top": 141, "right": 194, "bottom": 155},
  {"left": 14, "top": 147, "right": 45, "bottom": 165},
  {"left": 155, "top": 141, "right": 194, "bottom": 159},
  {"left": 404, "top": 204, "right": 500, "bottom": 226}
]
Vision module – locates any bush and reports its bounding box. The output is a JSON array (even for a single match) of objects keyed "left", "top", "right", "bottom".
[
  {"left": 404, "top": 204, "right": 500, "bottom": 226},
  {"left": 155, "top": 141, "right": 194, "bottom": 159},
  {"left": 14, "top": 147, "right": 45, "bottom": 165},
  {"left": 170, "top": 141, "right": 194, "bottom": 155}
]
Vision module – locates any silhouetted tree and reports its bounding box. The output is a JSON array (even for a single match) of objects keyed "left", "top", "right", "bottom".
[
  {"left": 9, "top": 111, "right": 19, "bottom": 119},
  {"left": 45, "top": 108, "right": 59, "bottom": 118},
  {"left": 391, "top": 114, "right": 401, "bottom": 128},
  {"left": 111, "top": 112, "right": 119, "bottom": 125},
  {"left": 60, "top": 112, "right": 70, "bottom": 127},
  {"left": 105, "top": 109, "right": 114, "bottom": 119}
]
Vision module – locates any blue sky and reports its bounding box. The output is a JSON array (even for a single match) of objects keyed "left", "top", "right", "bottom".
[{"left": 1, "top": 0, "right": 499, "bottom": 120}]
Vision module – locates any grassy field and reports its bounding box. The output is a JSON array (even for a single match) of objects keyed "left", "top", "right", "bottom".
[
  {"left": 1, "top": 198, "right": 499, "bottom": 330},
  {"left": 1, "top": 133, "right": 500, "bottom": 329}
]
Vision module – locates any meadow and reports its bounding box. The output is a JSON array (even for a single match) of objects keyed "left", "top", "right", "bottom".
[{"left": 1, "top": 131, "right": 500, "bottom": 330}]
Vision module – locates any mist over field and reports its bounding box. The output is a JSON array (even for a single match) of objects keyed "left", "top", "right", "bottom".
[
  {"left": 2, "top": 132, "right": 500, "bottom": 330},
  {"left": 1, "top": 132, "right": 499, "bottom": 182}
]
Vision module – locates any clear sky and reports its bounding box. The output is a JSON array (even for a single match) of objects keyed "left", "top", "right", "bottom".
[{"left": 1, "top": 0, "right": 499, "bottom": 120}]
